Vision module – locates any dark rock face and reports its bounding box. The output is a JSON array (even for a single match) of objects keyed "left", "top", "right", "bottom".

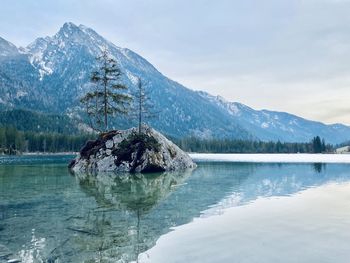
[
  {"left": 79, "top": 130, "right": 121, "bottom": 159},
  {"left": 69, "top": 127, "right": 196, "bottom": 173}
]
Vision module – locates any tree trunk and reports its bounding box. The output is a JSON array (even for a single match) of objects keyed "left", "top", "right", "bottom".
[
  {"left": 138, "top": 79, "right": 142, "bottom": 134},
  {"left": 104, "top": 54, "right": 108, "bottom": 131}
]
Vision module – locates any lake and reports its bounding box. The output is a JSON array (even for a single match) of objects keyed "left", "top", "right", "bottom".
[{"left": 1, "top": 155, "right": 350, "bottom": 263}]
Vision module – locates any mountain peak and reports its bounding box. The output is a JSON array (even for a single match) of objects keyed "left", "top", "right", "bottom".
[
  {"left": 56, "top": 22, "right": 83, "bottom": 39},
  {"left": 53, "top": 22, "right": 113, "bottom": 51},
  {"left": 62, "top": 22, "right": 80, "bottom": 31}
]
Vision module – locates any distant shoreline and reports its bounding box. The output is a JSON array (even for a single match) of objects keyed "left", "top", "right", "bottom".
[
  {"left": 190, "top": 153, "right": 350, "bottom": 164},
  {"left": 2, "top": 153, "right": 350, "bottom": 164},
  {"left": 22, "top": 152, "right": 78, "bottom": 156},
  {"left": 0, "top": 152, "right": 78, "bottom": 156}
]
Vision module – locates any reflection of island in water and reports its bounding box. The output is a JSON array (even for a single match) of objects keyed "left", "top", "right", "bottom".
[
  {"left": 77, "top": 171, "right": 190, "bottom": 213},
  {"left": 65, "top": 170, "right": 194, "bottom": 262}
]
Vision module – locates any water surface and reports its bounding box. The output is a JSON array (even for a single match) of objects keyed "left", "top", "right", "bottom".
[{"left": 0, "top": 155, "right": 350, "bottom": 262}]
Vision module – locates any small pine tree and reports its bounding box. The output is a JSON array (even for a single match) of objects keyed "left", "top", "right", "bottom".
[{"left": 131, "top": 77, "right": 159, "bottom": 134}]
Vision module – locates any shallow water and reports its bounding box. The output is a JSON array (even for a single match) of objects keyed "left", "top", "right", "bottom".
[{"left": 0, "top": 155, "right": 350, "bottom": 262}]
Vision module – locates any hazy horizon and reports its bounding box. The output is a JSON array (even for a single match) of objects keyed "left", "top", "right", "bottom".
[{"left": 1, "top": 0, "right": 349, "bottom": 125}]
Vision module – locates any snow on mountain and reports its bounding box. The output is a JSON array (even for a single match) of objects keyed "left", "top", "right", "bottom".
[
  {"left": 198, "top": 91, "right": 350, "bottom": 143},
  {"left": 0, "top": 22, "right": 349, "bottom": 143},
  {"left": 0, "top": 37, "right": 44, "bottom": 110}
]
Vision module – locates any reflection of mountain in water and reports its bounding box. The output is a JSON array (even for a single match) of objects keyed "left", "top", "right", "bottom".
[
  {"left": 1, "top": 161, "right": 350, "bottom": 262},
  {"left": 196, "top": 162, "right": 350, "bottom": 215}
]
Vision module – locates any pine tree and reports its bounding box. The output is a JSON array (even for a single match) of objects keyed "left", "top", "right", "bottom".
[
  {"left": 131, "top": 77, "right": 159, "bottom": 134},
  {"left": 312, "top": 136, "right": 322, "bottom": 153},
  {"left": 321, "top": 138, "right": 326, "bottom": 152},
  {"left": 80, "top": 48, "right": 131, "bottom": 132},
  {"left": 15, "top": 132, "right": 25, "bottom": 153},
  {"left": 0, "top": 128, "right": 6, "bottom": 149}
]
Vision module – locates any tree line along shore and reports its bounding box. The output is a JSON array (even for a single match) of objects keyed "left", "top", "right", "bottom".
[{"left": 0, "top": 125, "right": 335, "bottom": 155}]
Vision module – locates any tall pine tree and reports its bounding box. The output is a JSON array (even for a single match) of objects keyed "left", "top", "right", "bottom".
[{"left": 81, "top": 48, "right": 131, "bottom": 132}]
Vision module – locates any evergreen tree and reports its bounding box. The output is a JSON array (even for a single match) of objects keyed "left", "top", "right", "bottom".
[
  {"left": 80, "top": 48, "right": 131, "bottom": 132},
  {"left": 312, "top": 136, "right": 322, "bottom": 153},
  {"left": 15, "top": 132, "right": 25, "bottom": 153},
  {"left": 131, "top": 77, "right": 158, "bottom": 134},
  {"left": 0, "top": 128, "right": 6, "bottom": 149},
  {"left": 5, "top": 126, "right": 16, "bottom": 151},
  {"left": 321, "top": 138, "right": 326, "bottom": 152}
]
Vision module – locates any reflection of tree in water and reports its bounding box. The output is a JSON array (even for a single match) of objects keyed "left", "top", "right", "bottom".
[
  {"left": 313, "top": 163, "right": 326, "bottom": 173},
  {"left": 69, "top": 170, "right": 193, "bottom": 262}
]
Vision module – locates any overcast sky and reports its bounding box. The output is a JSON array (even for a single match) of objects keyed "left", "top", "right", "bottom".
[{"left": 0, "top": 0, "right": 349, "bottom": 125}]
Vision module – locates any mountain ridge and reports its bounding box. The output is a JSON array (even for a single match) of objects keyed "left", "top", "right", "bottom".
[
  {"left": 197, "top": 91, "right": 350, "bottom": 143},
  {"left": 0, "top": 22, "right": 349, "bottom": 144}
]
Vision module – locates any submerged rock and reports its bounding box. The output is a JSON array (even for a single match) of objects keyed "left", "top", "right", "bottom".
[
  {"left": 0, "top": 244, "right": 12, "bottom": 261},
  {"left": 69, "top": 126, "right": 197, "bottom": 173}
]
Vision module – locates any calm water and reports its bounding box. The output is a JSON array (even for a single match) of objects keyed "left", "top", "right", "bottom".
[{"left": 0, "top": 155, "right": 350, "bottom": 262}]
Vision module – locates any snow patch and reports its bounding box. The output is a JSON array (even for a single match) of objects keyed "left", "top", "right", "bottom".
[
  {"left": 16, "top": 91, "right": 28, "bottom": 99},
  {"left": 27, "top": 43, "right": 54, "bottom": 80},
  {"left": 125, "top": 70, "right": 139, "bottom": 85},
  {"left": 261, "top": 122, "right": 269, "bottom": 129}
]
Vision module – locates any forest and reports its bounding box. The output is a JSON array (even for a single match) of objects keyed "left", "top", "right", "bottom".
[
  {"left": 172, "top": 136, "right": 332, "bottom": 154},
  {"left": 0, "top": 124, "right": 332, "bottom": 155},
  {"left": 0, "top": 126, "right": 94, "bottom": 154},
  {"left": 0, "top": 109, "right": 80, "bottom": 134}
]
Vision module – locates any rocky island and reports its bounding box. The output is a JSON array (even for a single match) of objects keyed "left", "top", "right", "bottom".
[{"left": 69, "top": 126, "right": 197, "bottom": 173}]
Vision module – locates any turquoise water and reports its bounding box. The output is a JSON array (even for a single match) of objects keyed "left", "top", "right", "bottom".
[{"left": 0, "top": 156, "right": 350, "bottom": 262}]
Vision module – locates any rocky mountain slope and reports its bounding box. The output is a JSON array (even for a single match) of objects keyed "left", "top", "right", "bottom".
[
  {"left": 198, "top": 91, "right": 350, "bottom": 143},
  {"left": 0, "top": 22, "right": 349, "bottom": 144}
]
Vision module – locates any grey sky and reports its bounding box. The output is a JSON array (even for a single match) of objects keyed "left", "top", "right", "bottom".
[{"left": 0, "top": 0, "right": 349, "bottom": 124}]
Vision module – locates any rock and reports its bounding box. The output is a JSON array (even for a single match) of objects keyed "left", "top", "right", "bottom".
[
  {"left": 105, "top": 140, "right": 114, "bottom": 149},
  {"left": 0, "top": 244, "right": 12, "bottom": 260},
  {"left": 69, "top": 126, "right": 197, "bottom": 173}
]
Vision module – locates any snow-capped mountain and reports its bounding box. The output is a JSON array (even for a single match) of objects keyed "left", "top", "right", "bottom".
[
  {"left": 0, "top": 22, "right": 349, "bottom": 143},
  {"left": 198, "top": 91, "right": 350, "bottom": 143},
  {"left": 0, "top": 36, "right": 44, "bottom": 109}
]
